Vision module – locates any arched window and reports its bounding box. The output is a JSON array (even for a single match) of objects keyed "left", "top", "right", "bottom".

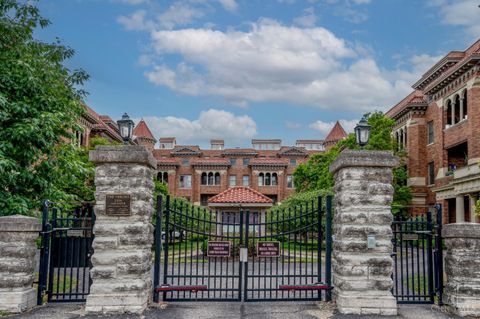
[
  {"left": 404, "top": 127, "right": 407, "bottom": 149},
  {"left": 272, "top": 173, "right": 278, "bottom": 186},
  {"left": 265, "top": 173, "right": 271, "bottom": 186},
  {"left": 446, "top": 100, "right": 452, "bottom": 125},
  {"left": 463, "top": 90, "right": 468, "bottom": 120},
  {"left": 454, "top": 94, "right": 460, "bottom": 124},
  {"left": 201, "top": 172, "right": 207, "bottom": 185},
  {"left": 399, "top": 129, "right": 404, "bottom": 150},
  {"left": 215, "top": 172, "right": 220, "bottom": 185},
  {"left": 258, "top": 173, "right": 264, "bottom": 186},
  {"left": 163, "top": 172, "right": 168, "bottom": 184},
  {"left": 208, "top": 172, "right": 214, "bottom": 185}
]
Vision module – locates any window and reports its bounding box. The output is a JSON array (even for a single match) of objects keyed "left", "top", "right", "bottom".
[
  {"left": 258, "top": 173, "right": 264, "bottom": 186},
  {"left": 230, "top": 158, "right": 237, "bottom": 166},
  {"left": 242, "top": 175, "right": 249, "bottom": 186},
  {"left": 157, "top": 172, "right": 168, "bottom": 184},
  {"left": 427, "top": 121, "right": 434, "bottom": 144},
  {"left": 265, "top": 173, "right": 271, "bottom": 186},
  {"left": 271, "top": 173, "right": 278, "bottom": 186},
  {"left": 243, "top": 158, "right": 250, "bottom": 166},
  {"left": 427, "top": 162, "right": 435, "bottom": 185},
  {"left": 463, "top": 90, "right": 468, "bottom": 120},
  {"left": 229, "top": 175, "right": 236, "bottom": 187},
  {"left": 179, "top": 175, "right": 192, "bottom": 188},
  {"left": 202, "top": 172, "right": 221, "bottom": 186},
  {"left": 181, "top": 158, "right": 190, "bottom": 166},
  {"left": 446, "top": 100, "right": 452, "bottom": 126},
  {"left": 290, "top": 158, "right": 297, "bottom": 166},
  {"left": 287, "top": 175, "right": 294, "bottom": 188}
]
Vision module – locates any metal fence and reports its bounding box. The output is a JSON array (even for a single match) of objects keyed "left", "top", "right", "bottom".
[{"left": 153, "top": 195, "right": 333, "bottom": 302}]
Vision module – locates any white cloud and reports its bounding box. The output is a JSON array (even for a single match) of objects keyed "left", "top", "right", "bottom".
[
  {"left": 142, "top": 19, "right": 433, "bottom": 112},
  {"left": 157, "top": 2, "right": 205, "bottom": 30},
  {"left": 137, "top": 109, "right": 257, "bottom": 144},
  {"left": 428, "top": 0, "right": 480, "bottom": 36},
  {"left": 309, "top": 119, "right": 357, "bottom": 137},
  {"left": 117, "top": 10, "right": 153, "bottom": 31},
  {"left": 293, "top": 7, "right": 317, "bottom": 27},
  {"left": 285, "top": 121, "right": 301, "bottom": 129},
  {"left": 217, "top": 0, "right": 238, "bottom": 12}
]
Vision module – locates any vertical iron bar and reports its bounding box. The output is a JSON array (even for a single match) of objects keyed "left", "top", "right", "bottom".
[
  {"left": 239, "top": 210, "right": 244, "bottom": 301},
  {"left": 244, "top": 211, "right": 250, "bottom": 301},
  {"left": 153, "top": 195, "right": 163, "bottom": 302},
  {"left": 162, "top": 195, "right": 170, "bottom": 301},
  {"left": 37, "top": 201, "right": 50, "bottom": 305},
  {"left": 317, "top": 196, "right": 322, "bottom": 300},
  {"left": 325, "top": 195, "right": 333, "bottom": 301},
  {"left": 426, "top": 210, "right": 434, "bottom": 304},
  {"left": 435, "top": 204, "right": 444, "bottom": 305}
]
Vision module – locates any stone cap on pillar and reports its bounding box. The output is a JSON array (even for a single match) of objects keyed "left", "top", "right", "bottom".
[
  {"left": 89, "top": 145, "right": 156, "bottom": 169},
  {"left": 0, "top": 215, "right": 41, "bottom": 232},
  {"left": 329, "top": 149, "right": 399, "bottom": 174},
  {"left": 443, "top": 223, "right": 480, "bottom": 239}
]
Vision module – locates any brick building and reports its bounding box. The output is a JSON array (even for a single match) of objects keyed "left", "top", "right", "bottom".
[
  {"left": 76, "top": 104, "right": 124, "bottom": 146},
  {"left": 133, "top": 123, "right": 347, "bottom": 206},
  {"left": 386, "top": 39, "right": 480, "bottom": 223}
]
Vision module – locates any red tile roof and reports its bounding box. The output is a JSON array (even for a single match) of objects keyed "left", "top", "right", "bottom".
[
  {"left": 249, "top": 158, "right": 289, "bottom": 166},
  {"left": 157, "top": 158, "right": 180, "bottom": 165},
  {"left": 133, "top": 119, "right": 156, "bottom": 140},
  {"left": 324, "top": 121, "right": 347, "bottom": 142},
  {"left": 208, "top": 187, "right": 273, "bottom": 204},
  {"left": 385, "top": 90, "right": 427, "bottom": 118},
  {"left": 191, "top": 158, "right": 230, "bottom": 165}
]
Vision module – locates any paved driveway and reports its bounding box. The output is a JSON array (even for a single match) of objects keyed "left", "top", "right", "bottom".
[{"left": 7, "top": 302, "right": 460, "bottom": 319}]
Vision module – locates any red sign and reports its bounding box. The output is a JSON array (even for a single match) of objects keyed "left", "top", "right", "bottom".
[
  {"left": 207, "top": 241, "right": 231, "bottom": 257},
  {"left": 257, "top": 241, "right": 280, "bottom": 257}
]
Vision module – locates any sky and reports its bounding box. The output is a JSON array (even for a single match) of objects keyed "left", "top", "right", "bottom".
[{"left": 36, "top": 0, "right": 480, "bottom": 148}]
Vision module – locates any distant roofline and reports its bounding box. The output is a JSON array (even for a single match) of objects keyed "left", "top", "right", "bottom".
[{"left": 252, "top": 139, "right": 282, "bottom": 144}]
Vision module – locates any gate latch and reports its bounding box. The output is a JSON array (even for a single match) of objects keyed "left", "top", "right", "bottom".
[{"left": 240, "top": 248, "right": 248, "bottom": 262}]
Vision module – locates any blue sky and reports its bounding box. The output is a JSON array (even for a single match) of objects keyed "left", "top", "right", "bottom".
[{"left": 36, "top": 0, "right": 480, "bottom": 147}]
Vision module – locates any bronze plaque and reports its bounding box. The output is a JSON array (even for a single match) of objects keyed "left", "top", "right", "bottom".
[
  {"left": 207, "top": 241, "right": 231, "bottom": 257},
  {"left": 257, "top": 241, "right": 280, "bottom": 257},
  {"left": 105, "top": 194, "right": 131, "bottom": 216}
]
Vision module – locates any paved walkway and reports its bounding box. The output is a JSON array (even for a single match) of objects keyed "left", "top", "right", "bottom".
[{"left": 5, "top": 302, "right": 460, "bottom": 319}]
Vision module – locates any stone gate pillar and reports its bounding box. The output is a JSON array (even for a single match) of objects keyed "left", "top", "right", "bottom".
[
  {"left": 0, "top": 215, "right": 41, "bottom": 313},
  {"left": 86, "top": 145, "right": 156, "bottom": 315},
  {"left": 443, "top": 223, "right": 480, "bottom": 317},
  {"left": 329, "top": 150, "right": 399, "bottom": 316}
]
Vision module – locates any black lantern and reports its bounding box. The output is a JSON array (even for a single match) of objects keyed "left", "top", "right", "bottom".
[
  {"left": 354, "top": 116, "right": 371, "bottom": 147},
  {"left": 117, "top": 113, "right": 135, "bottom": 145}
]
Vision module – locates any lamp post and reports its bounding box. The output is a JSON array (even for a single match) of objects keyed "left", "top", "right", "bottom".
[
  {"left": 117, "top": 113, "right": 135, "bottom": 145},
  {"left": 354, "top": 116, "right": 371, "bottom": 148}
]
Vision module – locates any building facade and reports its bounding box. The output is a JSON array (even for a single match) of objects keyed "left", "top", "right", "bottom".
[
  {"left": 386, "top": 39, "right": 480, "bottom": 223},
  {"left": 136, "top": 122, "right": 347, "bottom": 206}
]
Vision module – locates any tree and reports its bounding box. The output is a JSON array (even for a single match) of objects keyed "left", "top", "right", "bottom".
[
  {"left": 0, "top": 0, "right": 88, "bottom": 216},
  {"left": 292, "top": 111, "right": 411, "bottom": 210}
]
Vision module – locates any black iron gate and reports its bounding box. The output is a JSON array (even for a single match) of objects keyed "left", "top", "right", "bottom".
[
  {"left": 153, "top": 195, "right": 333, "bottom": 302},
  {"left": 37, "top": 201, "right": 95, "bottom": 304},
  {"left": 391, "top": 204, "right": 444, "bottom": 304}
]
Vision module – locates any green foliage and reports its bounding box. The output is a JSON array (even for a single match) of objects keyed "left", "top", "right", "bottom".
[
  {"left": 292, "top": 111, "right": 412, "bottom": 212},
  {"left": 0, "top": 0, "right": 88, "bottom": 216}
]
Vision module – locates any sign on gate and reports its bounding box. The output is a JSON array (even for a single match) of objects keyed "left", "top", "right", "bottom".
[
  {"left": 105, "top": 194, "right": 131, "bottom": 216},
  {"left": 256, "top": 241, "right": 280, "bottom": 257}
]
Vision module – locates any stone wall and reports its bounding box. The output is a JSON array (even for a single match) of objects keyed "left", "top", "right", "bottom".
[
  {"left": 329, "top": 150, "right": 399, "bottom": 316},
  {"left": 443, "top": 223, "right": 480, "bottom": 317},
  {"left": 85, "top": 145, "right": 156, "bottom": 315},
  {"left": 0, "top": 215, "right": 41, "bottom": 313}
]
